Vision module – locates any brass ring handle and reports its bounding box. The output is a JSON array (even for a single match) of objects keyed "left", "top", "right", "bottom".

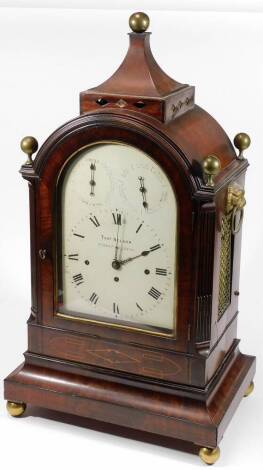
[{"left": 232, "top": 206, "right": 244, "bottom": 234}]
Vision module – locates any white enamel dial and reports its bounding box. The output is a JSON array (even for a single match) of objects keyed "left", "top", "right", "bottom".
[
  {"left": 120, "top": 162, "right": 168, "bottom": 214},
  {"left": 62, "top": 148, "right": 113, "bottom": 209},
  {"left": 59, "top": 143, "right": 177, "bottom": 335}
]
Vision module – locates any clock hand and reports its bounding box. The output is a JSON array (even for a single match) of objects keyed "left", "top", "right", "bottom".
[
  {"left": 112, "top": 214, "right": 122, "bottom": 270},
  {"left": 114, "top": 223, "right": 120, "bottom": 259},
  {"left": 112, "top": 250, "right": 149, "bottom": 270},
  {"left": 89, "top": 162, "right": 96, "bottom": 196},
  {"left": 138, "top": 176, "right": 148, "bottom": 210}
]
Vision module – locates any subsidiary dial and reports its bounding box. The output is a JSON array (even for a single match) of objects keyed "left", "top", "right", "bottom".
[
  {"left": 63, "top": 146, "right": 113, "bottom": 211},
  {"left": 119, "top": 161, "right": 168, "bottom": 214}
]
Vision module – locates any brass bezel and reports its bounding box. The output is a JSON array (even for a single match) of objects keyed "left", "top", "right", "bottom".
[{"left": 54, "top": 140, "right": 178, "bottom": 338}]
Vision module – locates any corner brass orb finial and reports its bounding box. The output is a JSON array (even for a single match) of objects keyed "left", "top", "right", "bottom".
[
  {"left": 20, "top": 136, "right": 38, "bottom": 165},
  {"left": 234, "top": 132, "right": 251, "bottom": 160},
  {"left": 199, "top": 447, "right": 220, "bottom": 465},
  {"left": 129, "top": 12, "right": 150, "bottom": 33},
  {"left": 202, "top": 155, "right": 221, "bottom": 187}
]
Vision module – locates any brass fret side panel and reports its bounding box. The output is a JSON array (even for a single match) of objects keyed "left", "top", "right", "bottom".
[{"left": 218, "top": 214, "right": 232, "bottom": 319}]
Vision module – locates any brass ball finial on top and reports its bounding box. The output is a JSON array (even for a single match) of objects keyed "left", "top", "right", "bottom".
[
  {"left": 234, "top": 133, "right": 251, "bottom": 160},
  {"left": 20, "top": 136, "right": 38, "bottom": 165},
  {"left": 202, "top": 155, "right": 221, "bottom": 187},
  {"left": 129, "top": 12, "right": 150, "bottom": 33}
]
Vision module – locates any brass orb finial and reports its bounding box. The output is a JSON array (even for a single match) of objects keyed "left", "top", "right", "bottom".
[
  {"left": 199, "top": 447, "right": 220, "bottom": 465},
  {"left": 20, "top": 136, "right": 38, "bottom": 165},
  {"left": 202, "top": 155, "right": 221, "bottom": 187},
  {"left": 129, "top": 12, "right": 150, "bottom": 33},
  {"left": 234, "top": 132, "right": 251, "bottom": 160}
]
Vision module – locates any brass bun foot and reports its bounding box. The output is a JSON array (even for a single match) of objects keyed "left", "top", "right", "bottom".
[
  {"left": 6, "top": 401, "right": 26, "bottom": 417},
  {"left": 199, "top": 447, "right": 220, "bottom": 465},
  {"left": 244, "top": 381, "right": 254, "bottom": 398}
]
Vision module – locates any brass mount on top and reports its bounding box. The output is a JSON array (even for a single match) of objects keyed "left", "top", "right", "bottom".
[
  {"left": 202, "top": 155, "right": 221, "bottom": 187},
  {"left": 234, "top": 133, "right": 251, "bottom": 160},
  {"left": 20, "top": 136, "right": 38, "bottom": 166},
  {"left": 129, "top": 12, "right": 150, "bottom": 33}
]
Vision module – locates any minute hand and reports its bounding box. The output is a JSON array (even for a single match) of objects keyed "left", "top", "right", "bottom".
[{"left": 119, "top": 250, "right": 150, "bottom": 266}]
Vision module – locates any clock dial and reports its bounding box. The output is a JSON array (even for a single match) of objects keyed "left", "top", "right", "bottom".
[
  {"left": 120, "top": 161, "right": 168, "bottom": 214},
  {"left": 58, "top": 143, "right": 177, "bottom": 335},
  {"left": 62, "top": 147, "right": 113, "bottom": 214}
]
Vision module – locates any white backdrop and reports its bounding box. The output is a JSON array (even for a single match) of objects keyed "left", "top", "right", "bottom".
[
  {"left": 0, "top": 4, "right": 262, "bottom": 470},
  {"left": 1, "top": 1, "right": 263, "bottom": 11}
]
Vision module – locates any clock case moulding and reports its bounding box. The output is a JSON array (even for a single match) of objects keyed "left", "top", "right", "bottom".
[{"left": 4, "top": 21, "right": 255, "bottom": 459}]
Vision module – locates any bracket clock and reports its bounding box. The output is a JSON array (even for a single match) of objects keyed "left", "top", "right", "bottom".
[{"left": 4, "top": 12, "right": 256, "bottom": 465}]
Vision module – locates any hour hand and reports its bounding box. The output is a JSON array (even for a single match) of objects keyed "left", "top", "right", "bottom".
[{"left": 112, "top": 250, "right": 149, "bottom": 270}]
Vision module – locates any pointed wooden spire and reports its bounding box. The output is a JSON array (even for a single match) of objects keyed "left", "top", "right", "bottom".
[
  {"left": 90, "top": 32, "right": 185, "bottom": 98},
  {"left": 80, "top": 12, "right": 194, "bottom": 122}
]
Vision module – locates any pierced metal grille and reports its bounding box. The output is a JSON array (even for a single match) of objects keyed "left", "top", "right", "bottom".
[{"left": 218, "top": 214, "right": 232, "bottom": 319}]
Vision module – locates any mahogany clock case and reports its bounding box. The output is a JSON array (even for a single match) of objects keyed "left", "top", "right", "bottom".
[{"left": 4, "top": 13, "right": 255, "bottom": 462}]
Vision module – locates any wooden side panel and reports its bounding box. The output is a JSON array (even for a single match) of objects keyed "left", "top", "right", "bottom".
[
  {"left": 28, "top": 181, "right": 38, "bottom": 319},
  {"left": 213, "top": 174, "right": 246, "bottom": 344}
]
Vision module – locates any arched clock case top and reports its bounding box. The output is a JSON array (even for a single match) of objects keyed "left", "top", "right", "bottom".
[{"left": 32, "top": 112, "right": 194, "bottom": 353}]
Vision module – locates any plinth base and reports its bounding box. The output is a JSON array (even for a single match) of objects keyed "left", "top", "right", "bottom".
[{"left": 4, "top": 350, "right": 255, "bottom": 464}]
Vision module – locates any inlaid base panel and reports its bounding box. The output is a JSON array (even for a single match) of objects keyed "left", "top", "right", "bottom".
[{"left": 4, "top": 351, "right": 255, "bottom": 451}]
